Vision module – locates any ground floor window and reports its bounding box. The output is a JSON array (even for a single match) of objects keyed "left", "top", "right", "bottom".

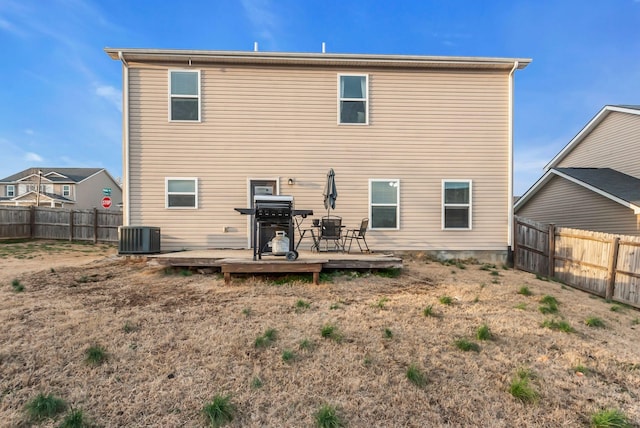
[
  {"left": 370, "top": 179, "right": 399, "bottom": 229},
  {"left": 166, "top": 177, "right": 198, "bottom": 208},
  {"left": 442, "top": 180, "right": 472, "bottom": 229}
]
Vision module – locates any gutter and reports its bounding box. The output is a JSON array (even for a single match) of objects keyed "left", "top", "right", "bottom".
[
  {"left": 118, "top": 51, "right": 130, "bottom": 225},
  {"left": 507, "top": 61, "right": 518, "bottom": 250}
]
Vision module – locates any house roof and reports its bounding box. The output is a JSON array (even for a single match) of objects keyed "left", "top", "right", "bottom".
[
  {"left": 0, "top": 168, "right": 104, "bottom": 183},
  {"left": 10, "top": 191, "right": 75, "bottom": 203},
  {"left": 105, "top": 48, "right": 531, "bottom": 71},
  {"left": 544, "top": 105, "right": 640, "bottom": 170},
  {"left": 515, "top": 167, "right": 640, "bottom": 214}
]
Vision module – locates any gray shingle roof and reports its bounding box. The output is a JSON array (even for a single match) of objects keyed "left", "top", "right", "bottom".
[
  {"left": 554, "top": 167, "right": 640, "bottom": 206},
  {"left": 0, "top": 168, "right": 103, "bottom": 183}
]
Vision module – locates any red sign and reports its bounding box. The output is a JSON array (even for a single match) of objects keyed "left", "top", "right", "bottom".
[{"left": 101, "top": 196, "right": 112, "bottom": 209}]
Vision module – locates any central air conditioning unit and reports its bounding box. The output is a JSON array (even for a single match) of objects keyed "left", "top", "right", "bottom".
[{"left": 118, "top": 226, "right": 161, "bottom": 254}]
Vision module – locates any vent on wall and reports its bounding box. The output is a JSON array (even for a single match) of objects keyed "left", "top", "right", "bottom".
[{"left": 118, "top": 226, "right": 161, "bottom": 254}]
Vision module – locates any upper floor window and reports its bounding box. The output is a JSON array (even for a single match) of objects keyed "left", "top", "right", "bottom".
[
  {"left": 6, "top": 185, "right": 14, "bottom": 197},
  {"left": 166, "top": 178, "right": 198, "bottom": 209},
  {"left": 442, "top": 180, "right": 472, "bottom": 230},
  {"left": 62, "top": 185, "right": 71, "bottom": 197},
  {"left": 339, "top": 74, "right": 368, "bottom": 124},
  {"left": 370, "top": 179, "right": 399, "bottom": 229},
  {"left": 169, "top": 70, "right": 200, "bottom": 122}
]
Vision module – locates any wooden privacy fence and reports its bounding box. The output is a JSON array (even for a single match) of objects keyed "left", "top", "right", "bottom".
[
  {"left": 514, "top": 216, "right": 640, "bottom": 309},
  {"left": 0, "top": 206, "right": 122, "bottom": 243}
]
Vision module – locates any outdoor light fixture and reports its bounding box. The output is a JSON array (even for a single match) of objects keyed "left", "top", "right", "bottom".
[{"left": 288, "top": 178, "right": 294, "bottom": 185}]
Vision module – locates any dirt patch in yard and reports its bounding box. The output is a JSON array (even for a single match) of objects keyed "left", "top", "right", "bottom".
[{"left": 1, "top": 243, "right": 639, "bottom": 427}]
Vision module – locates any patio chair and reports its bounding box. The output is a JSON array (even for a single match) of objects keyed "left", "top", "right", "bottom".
[
  {"left": 343, "top": 218, "right": 370, "bottom": 253},
  {"left": 319, "top": 216, "right": 344, "bottom": 252}
]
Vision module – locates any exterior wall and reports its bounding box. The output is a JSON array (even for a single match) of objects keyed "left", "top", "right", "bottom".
[
  {"left": 126, "top": 62, "right": 511, "bottom": 251},
  {"left": 557, "top": 111, "right": 640, "bottom": 178},
  {"left": 517, "top": 176, "right": 640, "bottom": 236},
  {"left": 76, "top": 171, "right": 123, "bottom": 210}
]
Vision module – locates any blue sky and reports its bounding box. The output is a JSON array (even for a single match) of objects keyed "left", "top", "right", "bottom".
[{"left": 1, "top": 0, "right": 639, "bottom": 195}]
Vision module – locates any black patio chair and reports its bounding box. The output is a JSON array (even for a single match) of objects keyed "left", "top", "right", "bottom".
[
  {"left": 343, "top": 218, "right": 370, "bottom": 253},
  {"left": 319, "top": 216, "right": 344, "bottom": 252}
]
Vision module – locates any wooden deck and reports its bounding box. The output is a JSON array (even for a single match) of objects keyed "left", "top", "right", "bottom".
[{"left": 146, "top": 250, "right": 403, "bottom": 283}]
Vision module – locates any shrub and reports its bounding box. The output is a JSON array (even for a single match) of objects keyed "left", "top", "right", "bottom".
[
  {"left": 476, "top": 324, "right": 492, "bottom": 341},
  {"left": 202, "top": 394, "right": 236, "bottom": 427},
  {"left": 25, "top": 393, "right": 67, "bottom": 422},
  {"left": 406, "top": 363, "right": 427, "bottom": 388},
  {"left": 585, "top": 317, "right": 606, "bottom": 328},
  {"left": 517, "top": 286, "right": 532, "bottom": 296},
  {"left": 439, "top": 296, "right": 453, "bottom": 305},
  {"left": 11, "top": 278, "right": 24, "bottom": 292},
  {"left": 85, "top": 345, "right": 107, "bottom": 365},
  {"left": 455, "top": 338, "right": 480, "bottom": 352},
  {"left": 314, "top": 403, "right": 343, "bottom": 428},
  {"left": 590, "top": 408, "right": 632, "bottom": 428}
]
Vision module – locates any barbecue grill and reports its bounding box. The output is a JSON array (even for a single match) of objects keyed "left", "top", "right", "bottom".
[{"left": 235, "top": 195, "right": 313, "bottom": 261}]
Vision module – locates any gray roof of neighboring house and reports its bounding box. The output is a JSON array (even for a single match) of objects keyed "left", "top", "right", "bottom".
[
  {"left": 0, "top": 168, "right": 104, "bottom": 183},
  {"left": 554, "top": 167, "right": 640, "bottom": 206}
]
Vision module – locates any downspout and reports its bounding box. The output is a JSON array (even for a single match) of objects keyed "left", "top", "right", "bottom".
[
  {"left": 118, "top": 51, "right": 130, "bottom": 225},
  {"left": 507, "top": 61, "right": 518, "bottom": 252}
]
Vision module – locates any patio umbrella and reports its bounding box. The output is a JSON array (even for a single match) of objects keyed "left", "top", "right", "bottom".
[{"left": 323, "top": 168, "right": 338, "bottom": 217}]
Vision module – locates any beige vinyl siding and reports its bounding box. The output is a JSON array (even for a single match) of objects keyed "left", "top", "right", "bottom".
[
  {"left": 517, "top": 176, "right": 640, "bottom": 236},
  {"left": 127, "top": 63, "right": 510, "bottom": 251},
  {"left": 557, "top": 112, "right": 640, "bottom": 177}
]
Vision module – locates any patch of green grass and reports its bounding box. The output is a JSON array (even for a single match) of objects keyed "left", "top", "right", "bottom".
[
  {"left": 254, "top": 328, "right": 277, "bottom": 348},
  {"left": 242, "top": 308, "right": 252, "bottom": 317},
  {"left": 423, "top": 305, "right": 435, "bottom": 317},
  {"left": 539, "top": 295, "right": 559, "bottom": 314},
  {"left": 373, "top": 297, "right": 389, "bottom": 309},
  {"left": 11, "top": 278, "right": 24, "bottom": 292},
  {"left": 490, "top": 270, "right": 500, "bottom": 277},
  {"left": 476, "top": 324, "right": 492, "bottom": 341},
  {"left": 24, "top": 393, "right": 67, "bottom": 422},
  {"left": 299, "top": 338, "right": 315, "bottom": 352},
  {"left": 84, "top": 345, "right": 107, "bottom": 365},
  {"left": 631, "top": 317, "right": 639, "bottom": 326},
  {"left": 473, "top": 295, "right": 480, "bottom": 303},
  {"left": 406, "top": 363, "right": 427, "bottom": 388},
  {"left": 281, "top": 349, "right": 296, "bottom": 363},
  {"left": 585, "top": 317, "right": 606, "bottom": 328},
  {"left": 538, "top": 304, "right": 558, "bottom": 314},
  {"left": 314, "top": 403, "right": 344, "bottom": 428},
  {"left": 541, "top": 319, "right": 575, "bottom": 333},
  {"left": 202, "top": 394, "right": 236, "bottom": 427},
  {"left": 573, "top": 365, "right": 589, "bottom": 375},
  {"left": 514, "top": 302, "right": 527, "bottom": 310},
  {"left": 374, "top": 268, "right": 402, "bottom": 278},
  {"left": 320, "top": 324, "right": 342, "bottom": 342},
  {"left": 480, "top": 263, "right": 496, "bottom": 271},
  {"left": 491, "top": 278, "right": 500, "bottom": 284},
  {"left": 180, "top": 269, "right": 193, "bottom": 277},
  {"left": 610, "top": 304, "right": 624, "bottom": 312},
  {"left": 123, "top": 321, "right": 135, "bottom": 333},
  {"left": 517, "top": 286, "right": 532, "bottom": 296},
  {"left": 539, "top": 295, "right": 558, "bottom": 306},
  {"left": 509, "top": 376, "right": 538, "bottom": 403},
  {"left": 272, "top": 274, "right": 312, "bottom": 285},
  {"left": 439, "top": 295, "right": 453, "bottom": 305},
  {"left": 383, "top": 328, "right": 393, "bottom": 339},
  {"left": 590, "top": 408, "right": 632, "bottom": 428},
  {"left": 295, "top": 299, "right": 311, "bottom": 311},
  {"left": 58, "top": 408, "right": 91, "bottom": 428},
  {"left": 329, "top": 303, "right": 340, "bottom": 310},
  {"left": 454, "top": 338, "right": 480, "bottom": 352},
  {"left": 251, "top": 377, "right": 263, "bottom": 389}
]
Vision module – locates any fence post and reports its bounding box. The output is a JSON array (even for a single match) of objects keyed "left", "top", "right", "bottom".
[
  {"left": 605, "top": 237, "right": 620, "bottom": 301},
  {"left": 512, "top": 216, "right": 519, "bottom": 271},
  {"left": 29, "top": 205, "right": 36, "bottom": 238},
  {"left": 93, "top": 208, "right": 98, "bottom": 244},
  {"left": 548, "top": 224, "right": 555, "bottom": 279},
  {"left": 69, "top": 209, "right": 74, "bottom": 241}
]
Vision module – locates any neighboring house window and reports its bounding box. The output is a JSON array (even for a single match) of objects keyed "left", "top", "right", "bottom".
[
  {"left": 339, "top": 74, "right": 368, "bottom": 124},
  {"left": 442, "top": 180, "right": 472, "bottom": 230},
  {"left": 166, "top": 178, "right": 198, "bottom": 208},
  {"left": 169, "top": 70, "right": 200, "bottom": 121},
  {"left": 62, "top": 185, "right": 71, "bottom": 197},
  {"left": 6, "top": 185, "right": 15, "bottom": 197},
  {"left": 370, "top": 179, "right": 399, "bottom": 229}
]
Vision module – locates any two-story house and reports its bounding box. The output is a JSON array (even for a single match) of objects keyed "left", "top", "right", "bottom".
[
  {"left": 105, "top": 48, "right": 530, "bottom": 259},
  {"left": 0, "top": 167, "right": 122, "bottom": 210},
  {"left": 515, "top": 105, "right": 640, "bottom": 236}
]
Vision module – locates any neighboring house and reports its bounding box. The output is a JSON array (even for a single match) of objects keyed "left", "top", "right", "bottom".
[
  {"left": 515, "top": 105, "right": 640, "bottom": 236},
  {"left": 105, "top": 48, "right": 530, "bottom": 257},
  {"left": 0, "top": 168, "right": 122, "bottom": 210}
]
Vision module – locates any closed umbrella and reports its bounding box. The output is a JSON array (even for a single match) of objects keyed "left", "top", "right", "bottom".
[{"left": 323, "top": 168, "right": 338, "bottom": 217}]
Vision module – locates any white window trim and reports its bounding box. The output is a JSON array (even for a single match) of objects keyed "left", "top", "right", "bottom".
[
  {"left": 369, "top": 178, "right": 400, "bottom": 230},
  {"left": 165, "top": 177, "right": 199, "bottom": 209},
  {"left": 7, "top": 185, "right": 15, "bottom": 197},
  {"left": 62, "top": 185, "right": 71, "bottom": 197},
  {"left": 168, "top": 69, "right": 201, "bottom": 123},
  {"left": 337, "top": 73, "right": 369, "bottom": 125},
  {"left": 442, "top": 179, "right": 472, "bottom": 230}
]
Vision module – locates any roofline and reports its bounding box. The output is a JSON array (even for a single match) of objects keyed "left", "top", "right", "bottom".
[
  {"left": 104, "top": 48, "right": 531, "bottom": 70},
  {"left": 544, "top": 105, "right": 640, "bottom": 171},
  {"left": 514, "top": 168, "right": 640, "bottom": 214}
]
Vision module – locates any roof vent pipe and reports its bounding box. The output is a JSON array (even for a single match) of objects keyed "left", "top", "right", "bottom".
[
  {"left": 322, "top": 42, "right": 326, "bottom": 53},
  {"left": 254, "top": 42, "right": 258, "bottom": 52}
]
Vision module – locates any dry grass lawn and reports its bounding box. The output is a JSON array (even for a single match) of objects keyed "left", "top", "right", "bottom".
[{"left": 1, "top": 241, "right": 639, "bottom": 427}]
